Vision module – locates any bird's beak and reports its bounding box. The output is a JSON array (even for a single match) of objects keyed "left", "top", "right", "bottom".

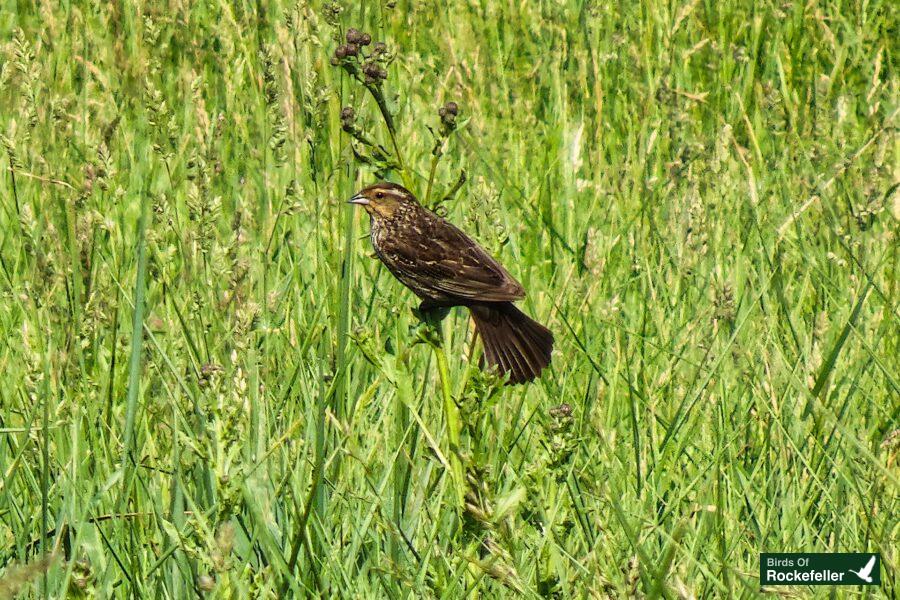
[{"left": 347, "top": 193, "right": 369, "bottom": 205}]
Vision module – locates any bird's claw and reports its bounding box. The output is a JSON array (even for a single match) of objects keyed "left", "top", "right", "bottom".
[{"left": 409, "top": 304, "right": 449, "bottom": 347}]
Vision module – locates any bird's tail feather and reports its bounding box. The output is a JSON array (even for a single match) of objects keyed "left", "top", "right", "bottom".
[{"left": 469, "top": 303, "right": 553, "bottom": 384}]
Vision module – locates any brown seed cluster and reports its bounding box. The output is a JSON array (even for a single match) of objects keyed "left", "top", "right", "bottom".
[
  {"left": 438, "top": 101, "right": 460, "bottom": 133},
  {"left": 340, "top": 106, "right": 356, "bottom": 132},
  {"left": 331, "top": 27, "right": 389, "bottom": 85},
  {"left": 439, "top": 101, "right": 459, "bottom": 122}
]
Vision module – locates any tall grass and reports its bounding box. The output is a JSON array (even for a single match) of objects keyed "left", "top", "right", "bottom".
[{"left": 0, "top": 1, "right": 897, "bottom": 597}]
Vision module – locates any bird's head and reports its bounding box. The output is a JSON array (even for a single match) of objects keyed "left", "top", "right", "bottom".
[{"left": 347, "top": 182, "right": 418, "bottom": 219}]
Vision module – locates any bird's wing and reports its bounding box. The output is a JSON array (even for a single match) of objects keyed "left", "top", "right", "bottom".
[
  {"left": 860, "top": 556, "right": 876, "bottom": 577},
  {"left": 380, "top": 214, "right": 525, "bottom": 302}
]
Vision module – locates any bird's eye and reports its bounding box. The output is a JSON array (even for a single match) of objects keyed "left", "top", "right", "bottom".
[{"left": 375, "top": 192, "right": 384, "bottom": 199}]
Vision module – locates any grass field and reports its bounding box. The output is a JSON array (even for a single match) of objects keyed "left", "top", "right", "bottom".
[{"left": 0, "top": 1, "right": 897, "bottom": 597}]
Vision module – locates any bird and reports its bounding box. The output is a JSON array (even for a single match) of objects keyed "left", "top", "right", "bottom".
[
  {"left": 348, "top": 181, "right": 553, "bottom": 384},
  {"left": 849, "top": 555, "right": 876, "bottom": 583}
]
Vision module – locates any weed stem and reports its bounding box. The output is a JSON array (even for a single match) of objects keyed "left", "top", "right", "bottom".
[{"left": 431, "top": 324, "right": 465, "bottom": 508}]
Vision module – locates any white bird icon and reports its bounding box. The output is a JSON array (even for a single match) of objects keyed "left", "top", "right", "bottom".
[{"left": 848, "top": 555, "right": 876, "bottom": 583}]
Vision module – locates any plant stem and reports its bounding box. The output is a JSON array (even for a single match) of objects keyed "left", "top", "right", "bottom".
[
  {"left": 365, "top": 83, "right": 413, "bottom": 188},
  {"left": 456, "top": 327, "right": 480, "bottom": 400},
  {"left": 119, "top": 189, "right": 148, "bottom": 512},
  {"left": 431, "top": 323, "right": 465, "bottom": 508},
  {"left": 424, "top": 153, "right": 440, "bottom": 205}
]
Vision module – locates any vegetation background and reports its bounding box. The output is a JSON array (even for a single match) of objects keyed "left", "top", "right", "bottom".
[{"left": 0, "top": 0, "right": 897, "bottom": 597}]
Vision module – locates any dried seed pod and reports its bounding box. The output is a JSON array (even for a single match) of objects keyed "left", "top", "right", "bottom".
[
  {"left": 340, "top": 106, "right": 356, "bottom": 132},
  {"left": 360, "top": 33, "right": 372, "bottom": 46},
  {"left": 362, "top": 61, "right": 379, "bottom": 77},
  {"left": 440, "top": 102, "right": 459, "bottom": 128},
  {"left": 346, "top": 28, "right": 362, "bottom": 44},
  {"left": 362, "top": 61, "right": 387, "bottom": 84}
]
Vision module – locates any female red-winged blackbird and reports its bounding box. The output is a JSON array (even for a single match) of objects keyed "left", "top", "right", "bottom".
[{"left": 349, "top": 182, "right": 553, "bottom": 384}]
